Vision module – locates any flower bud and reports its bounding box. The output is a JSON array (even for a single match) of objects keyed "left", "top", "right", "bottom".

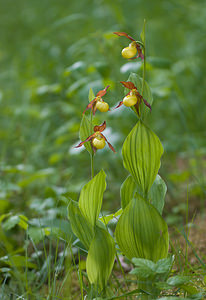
[
  {"left": 123, "top": 95, "right": 138, "bottom": 107},
  {"left": 96, "top": 100, "right": 109, "bottom": 112},
  {"left": 92, "top": 137, "right": 106, "bottom": 149}
]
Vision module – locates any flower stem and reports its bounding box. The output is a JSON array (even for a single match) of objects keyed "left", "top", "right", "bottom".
[
  {"left": 90, "top": 153, "right": 94, "bottom": 179},
  {"left": 90, "top": 110, "right": 94, "bottom": 178},
  {"left": 141, "top": 19, "right": 146, "bottom": 96}
]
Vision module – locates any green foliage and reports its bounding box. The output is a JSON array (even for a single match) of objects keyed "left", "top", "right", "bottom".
[
  {"left": 120, "top": 175, "right": 136, "bottom": 209},
  {"left": 68, "top": 200, "right": 94, "bottom": 250},
  {"left": 149, "top": 175, "right": 167, "bottom": 215},
  {"left": 2, "top": 215, "right": 28, "bottom": 230},
  {"left": 115, "top": 195, "right": 169, "bottom": 261},
  {"left": 79, "top": 114, "right": 93, "bottom": 153},
  {"left": 86, "top": 226, "right": 115, "bottom": 291},
  {"left": 0, "top": 0, "right": 205, "bottom": 298},
  {"left": 68, "top": 170, "right": 115, "bottom": 291},
  {"left": 122, "top": 121, "right": 163, "bottom": 197},
  {"left": 79, "top": 170, "right": 106, "bottom": 227},
  {"left": 131, "top": 256, "right": 173, "bottom": 280}
]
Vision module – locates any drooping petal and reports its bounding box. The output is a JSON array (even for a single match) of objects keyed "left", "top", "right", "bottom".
[
  {"left": 120, "top": 81, "right": 136, "bottom": 90},
  {"left": 136, "top": 44, "right": 144, "bottom": 60},
  {"left": 114, "top": 100, "right": 124, "bottom": 109},
  {"left": 92, "top": 102, "right": 97, "bottom": 115},
  {"left": 128, "top": 56, "right": 140, "bottom": 60},
  {"left": 133, "top": 102, "right": 140, "bottom": 116},
  {"left": 143, "top": 98, "right": 152, "bottom": 111},
  {"left": 75, "top": 133, "right": 96, "bottom": 148},
  {"left": 83, "top": 98, "right": 97, "bottom": 114},
  {"left": 96, "top": 85, "right": 110, "bottom": 98},
  {"left": 138, "top": 50, "right": 144, "bottom": 60},
  {"left": 94, "top": 121, "right": 106, "bottom": 132},
  {"left": 113, "top": 32, "right": 135, "bottom": 42},
  {"left": 101, "top": 134, "right": 116, "bottom": 153}
]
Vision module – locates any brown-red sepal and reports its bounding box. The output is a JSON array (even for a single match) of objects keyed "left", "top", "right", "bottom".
[
  {"left": 94, "top": 121, "right": 106, "bottom": 132},
  {"left": 102, "top": 135, "right": 116, "bottom": 153},
  {"left": 83, "top": 98, "right": 97, "bottom": 114},
  {"left": 96, "top": 85, "right": 110, "bottom": 97},
  {"left": 137, "top": 48, "right": 144, "bottom": 60},
  {"left": 120, "top": 81, "right": 136, "bottom": 90},
  {"left": 75, "top": 133, "right": 96, "bottom": 148},
  {"left": 143, "top": 99, "right": 152, "bottom": 111},
  {"left": 113, "top": 32, "right": 135, "bottom": 42},
  {"left": 114, "top": 100, "right": 123, "bottom": 109}
]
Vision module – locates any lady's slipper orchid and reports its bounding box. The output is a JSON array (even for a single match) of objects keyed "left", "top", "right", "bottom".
[
  {"left": 75, "top": 121, "right": 116, "bottom": 154},
  {"left": 115, "top": 81, "right": 151, "bottom": 115},
  {"left": 113, "top": 32, "right": 144, "bottom": 60},
  {"left": 83, "top": 85, "right": 110, "bottom": 115}
]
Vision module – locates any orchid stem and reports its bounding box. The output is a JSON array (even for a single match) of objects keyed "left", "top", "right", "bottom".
[
  {"left": 91, "top": 153, "right": 94, "bottom": 179},
  {"left": 139, "top": 19, "right": 146, "bottom": 120},
  {"left": 90, "top": 111, "right": 94, "bottom": 178},
  {"left": 141, "top": 19, "right": 146, "bottom": 96}
]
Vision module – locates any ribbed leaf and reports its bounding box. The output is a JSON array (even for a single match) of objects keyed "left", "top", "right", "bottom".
[
  {"left": 99, "top": 208, "right": 122, "bottom": 225},
  {"left": 86, "top": 226, "right": 115, "bottom": 291},
  {"left": 89, "top": 87, "right": 95, "bottom": 102},
  {"left": 121, "top": 175, "right": 136, "bottom": 209},
  {"left": 79, "top": 170, "right": 106, "bottom": 227},
  {"left": 149, "top": 175, "right": 167, "bottom": 215},
  {"left": 122, "top": 121, "right": 163, "bottom": 196},
  {"left": 68, "top": 200, "right": 94, "bottom": 249},
  {"left": 115, "top": 195, "right": 169, "bottom": 262},
  {"left": 79, "top": 114, "right": 93, "bottom": 153}
]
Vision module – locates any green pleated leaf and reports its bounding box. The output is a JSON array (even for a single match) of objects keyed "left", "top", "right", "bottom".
[
  {"left": 86, "top": 226, "right": 115, "bottom": 291},
  {"left": 122, "top": 121, "right": 163, "bottom": 196},
  {"left": 79, "top": 114, "right": 93, "bottom": 154},
  {"left": 115, "top": 195, "right": 169, "bottom": 262},
  {"left": 99, "top": 208, "right": 122, "bottom": 225},
  {"left": 121, "top": 175, "right": 137, "bottom": 209},
  {"left": 127, "top": 73, "right": 153, "bottom": 119},
  {"left": 68, "top": 200, "right": 94, "bottom": 249},
  {"left": 149, "top": 175, "right": 167, "bottom": 215},
  {"left": 79, "top": 170, "right": 106, "bottom": 227},
  {"left": 89, "top": 87, "right": 95, "bottom": 102}
]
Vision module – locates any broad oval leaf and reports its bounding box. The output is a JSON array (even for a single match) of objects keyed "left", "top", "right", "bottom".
[
  {"left": 68, "top": 200, "right": 94, "bottom": 250},
  {"left": 79, "top": 114, "right": 93, "bottom": 154},
  {"left": 86, "top": 226, "right": 115, "bottom": 291},
  {"left": 79, "top": 170, "right": 106, "bottom": 227},
  {"left": 115, "top": 195, "right": 169, "bottom": 262},
  {"left": 121, "top": 175, "right": 136, "bottom": 209},
  {"left": 149, "top": 175, "right": 167, "bottom": 215},
  {"left": 122, "top": 121, "right": 163, "bottom": 196}
]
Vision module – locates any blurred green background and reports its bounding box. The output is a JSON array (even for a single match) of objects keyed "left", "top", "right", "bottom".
[{"left": 0, "top": 0, "right": 205, "bottom": 226}]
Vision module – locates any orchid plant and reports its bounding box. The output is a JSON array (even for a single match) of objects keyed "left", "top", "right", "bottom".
[{"left": 67, "top": 21, "right": 170, "bottom": 299}]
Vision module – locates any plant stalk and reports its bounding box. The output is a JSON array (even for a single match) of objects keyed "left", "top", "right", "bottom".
[{"left": 90, "top": 110, "right": 94, "bottom": 178}]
